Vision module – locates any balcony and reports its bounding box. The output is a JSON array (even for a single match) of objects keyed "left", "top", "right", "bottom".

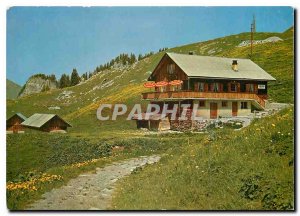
[{"left": 142, "top": 91, "right": 266, "bottom": 109}]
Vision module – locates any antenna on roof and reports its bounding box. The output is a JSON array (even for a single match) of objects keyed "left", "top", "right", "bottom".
[
  {"left": 250, "top": 14, "right": 256, "bottom": 58},
  {"left": 252, "top": 14, "right": 256, "bottom": 33}
]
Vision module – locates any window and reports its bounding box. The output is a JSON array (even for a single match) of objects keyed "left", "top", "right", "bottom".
[
  {"left": 171, "top": 84, "right": 181, "bottom": 91},
  {"left": 222, "top": 101, "right": 228, "bottom": 107},
  {"left": 249, "top": 84, "right": 254, "bottom": 93},
  {"left": 241, "top": 102, "right": 248, "bottom": 109},
  {"left": 213, "top": 83, "right": 219, "bottom": 92},
  {"left": 223, "top": 83, "right": 228, "bottom": 92},
  {"left": 167, "top": 64, "right": 175, "bottom": 74},
  {"left": 210, "top": 83, "right": 219, "bottom": 92},
  {"left": 199, "top": 82, "right": 204, "bottom": 92},
  {"left": 194, "top": 82, "right": 205, "bottom": 92},
  {"left": 199, "top": 101, "right": 205, "bottom": 107},
  {"left": 240, "top": 83, "right": 246, "bottom": 92},
  {"left": 231, "top": 83, "right": 237, "bottom": 92},
  {"left": 167, "top": 64, "right": 177, "bottom": 80}
]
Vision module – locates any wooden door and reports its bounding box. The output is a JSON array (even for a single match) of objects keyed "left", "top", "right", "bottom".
[
  {"left": 232, "top": 102, "right": 238, "bottom": 117},
  {"left": 210, "top": 103, "right": 218, "bottom": 119}
]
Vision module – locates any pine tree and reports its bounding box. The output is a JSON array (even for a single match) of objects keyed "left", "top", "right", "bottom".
[
  {"left": 96, "top": 66, "right": 100, "bottom": 73},
  {"left": 71, "top": 68, "right": 80, "bottom": 86},
  {"left": 66, "top": 75, "right": 71, "bottom": 86},
  {"left": 138, "top": 54, "right": 143, "bottom": 61},
  {"left": 49, "top": 74, "right": 57, "bottom": 82},
  {"left": 59, "top": 73, "right": 70, "bottom": 88},
  {"left": 81, "top": 73, "right": 87, "bottom": 80},
  {"left": 130, "top": 53, "right": 136, "bottom": 64}
]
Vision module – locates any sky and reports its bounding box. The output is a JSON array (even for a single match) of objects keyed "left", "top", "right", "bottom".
[{"left": 7, "top": 6, "right": 294, "bottom": 85}]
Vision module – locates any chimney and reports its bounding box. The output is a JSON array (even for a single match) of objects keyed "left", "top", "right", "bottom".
[{"left": 232, "top": 60, "right": 238, "bottom": 71}]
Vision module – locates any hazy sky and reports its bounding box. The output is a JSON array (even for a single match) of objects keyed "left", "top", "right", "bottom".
[{"left": 7, "top": 6, "right": 294, "bottom": 85}]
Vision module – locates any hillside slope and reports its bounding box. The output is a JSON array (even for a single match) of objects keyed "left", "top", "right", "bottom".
[
  {"left": 6, "top": 27, "right": 294, "bottom": 132},
  {"left": 6, "top": 79, "right": 21, "bottom": 100},
  {"left": 113, "top": 107, "right": 294, "bottom": 210}
]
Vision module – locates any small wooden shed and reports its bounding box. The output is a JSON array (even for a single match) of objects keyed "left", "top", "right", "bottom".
[
  {"left": 21, "top": 113, "right": 71, "bottom": 132},
  {"left": 6, "top": 113, "right": 27, "bottom": 133}
]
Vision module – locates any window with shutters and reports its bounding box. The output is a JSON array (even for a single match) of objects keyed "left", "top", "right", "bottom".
[
  {"left": 210, "top": 83, "right": 219, "bottom": 92},
  {"left": 231, "top": 83, "right": 237, "bottom": 92},
  {"left": 213, "top": 83, "right": 219, "bottom": 92}
]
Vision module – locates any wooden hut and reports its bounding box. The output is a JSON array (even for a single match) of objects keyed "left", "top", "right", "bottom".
[
  {"left": 6, "top": 113, "right": 27, "bottom": 133},
  {"left": 21, "top": 113, "right": 71, "bottom": 132}
]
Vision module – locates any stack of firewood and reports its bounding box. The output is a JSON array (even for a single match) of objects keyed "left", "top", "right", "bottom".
[
  {"left": 192, "top": 120, "right": 209, "bottom": 131},
  {"left": 170, "top": 120, "right": 193, "bottom": 131}
]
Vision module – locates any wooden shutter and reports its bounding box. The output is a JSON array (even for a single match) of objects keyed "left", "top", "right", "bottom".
[
  {"left": 194, "top": 82, "right": 199, "bottom": 91},
  {"left": 245, "top": 84, "right": 250, "bottom": 92},
  {"left": 210, "top": 83, "right": 214, "bottom": 92},
  {"left": 237, "top": 83, "right": 241, "bottom": 92},
  {"left": 204, "top": 83, "right": 209, "bottom": 92},
  {"left": 254, "top": 84, "right": 258, "bottom": 93}
]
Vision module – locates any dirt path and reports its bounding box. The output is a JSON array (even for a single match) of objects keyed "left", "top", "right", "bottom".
[{"left": 28, "top": 155, "right": 161, "bottom": 210}]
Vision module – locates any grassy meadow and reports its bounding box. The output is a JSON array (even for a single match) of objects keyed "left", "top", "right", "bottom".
[
  {"left": 6, "top": 27, "right": 294, "bottom": 210},
  {"left": 7, "top": 131, "right": 187, "bottom": 209},
  {"left": 112, "top": 107, "right": 294, "bottom": 210}
]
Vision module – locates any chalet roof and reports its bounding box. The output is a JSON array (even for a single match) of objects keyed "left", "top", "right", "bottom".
[
  {"left": 7, "top": 113, "right": 27, "bottom": 121},
  {"left": 164, "top": 52, "right": 276, "bottom": 81},
  {"left": 21, "top": 113, "right": 71, "bottom": 128}
]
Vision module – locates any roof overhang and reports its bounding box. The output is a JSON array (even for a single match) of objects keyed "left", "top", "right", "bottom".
[{"left": 187, "top": 76, "right": 276, "bottom": 81}]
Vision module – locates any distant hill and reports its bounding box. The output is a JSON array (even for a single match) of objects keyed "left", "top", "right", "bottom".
[{"left": 6, "top": 79, "right": 21, "bottom": 99}]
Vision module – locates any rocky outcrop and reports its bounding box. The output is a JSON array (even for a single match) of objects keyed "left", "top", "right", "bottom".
[
  {"left": 237, "top": 36, "right": 283, "bottom": 47},
  {"left": 19, "top": 75, "right": 57, "bottom": 97}
]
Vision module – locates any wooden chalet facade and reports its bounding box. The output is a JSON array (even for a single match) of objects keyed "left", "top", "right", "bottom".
[
  {"left": 142, "top": 52, "right": 275, "bottom": 122},
  {"left": 6, "top": 113, "right": 27, "bottom": 133},
  {"left": 21, "top": 113, "right": 71, "bottom": 132}
]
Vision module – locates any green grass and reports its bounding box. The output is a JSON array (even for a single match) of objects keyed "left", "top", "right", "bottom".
[
  {"left": 112, "top": 107, "right": 294, "bottom": 210},
  {"left": 6, "top": 129, "right": 187, "bottom": 210}
]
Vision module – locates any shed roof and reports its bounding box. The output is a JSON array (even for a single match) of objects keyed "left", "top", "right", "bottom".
[
  {"left": 161, "top": 53, "right": 276, "bottom": 81},
  {"left": 21, "top": 113, "right": 71, "bottom": 128},
  {"left": 7, "top": 113, "right": 27, "bottom": 121}
]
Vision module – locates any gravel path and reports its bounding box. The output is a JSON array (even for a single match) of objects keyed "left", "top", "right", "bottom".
[{"left": 28, "top": 155, "right": 161, "bottom": 210}]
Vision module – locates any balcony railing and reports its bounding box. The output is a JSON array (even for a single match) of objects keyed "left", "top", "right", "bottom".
[{"left": 142, "top": 91, "right": 266, "bottom": 108}]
